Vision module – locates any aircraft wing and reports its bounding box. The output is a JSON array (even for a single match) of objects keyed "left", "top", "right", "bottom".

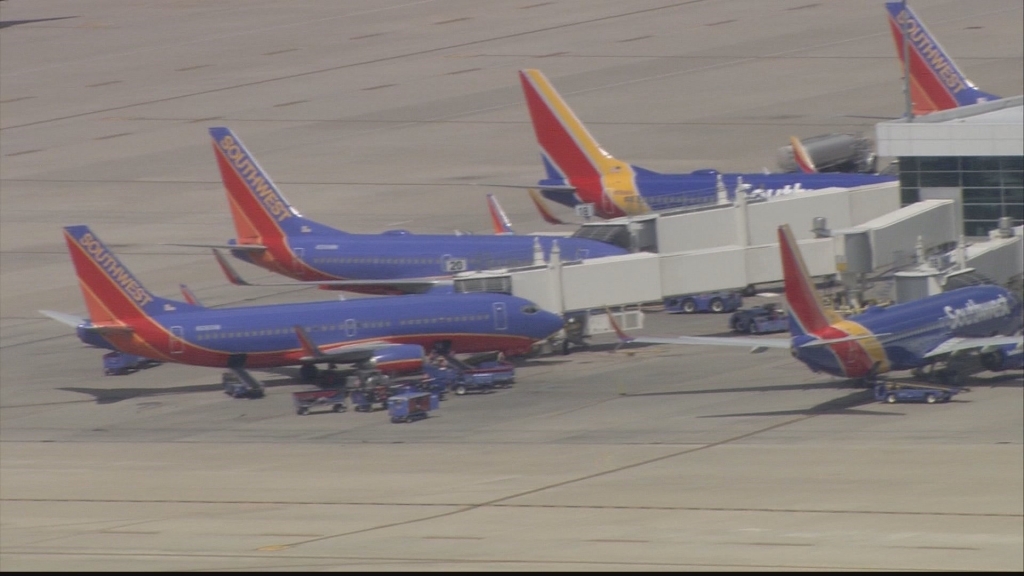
[
  {"left": 923, "top": 335, "right": 1024, "bottom": 359},
  {"left": 481, "top": 183, "right": 577, "bottom": 193},
  {"left": 165, "top": 242, "right": 266, "bottom": 252},
  {"left": 630, "top": 335, "right": 792, "bottom": 353},
  {"left": 211, "top": 249, "right": 446, "bottom": 295},
  {"left": 293, "top": 327, "right": 403, "bottom": 364},
  {"left": 605, "top": 309, "right": 791, "bottom": 353}
]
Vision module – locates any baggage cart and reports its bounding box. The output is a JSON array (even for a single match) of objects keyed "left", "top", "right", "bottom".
[
  {"left": 387, "top": 391, "right": 438, "bottom": 423},
  {"left": 292, "top": 389, "right": 347, "bottom": 415}
]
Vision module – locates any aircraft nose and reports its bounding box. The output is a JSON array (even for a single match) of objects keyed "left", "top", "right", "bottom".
[{"left": 539, "top": 309, "right": 566, "bottom": 339}]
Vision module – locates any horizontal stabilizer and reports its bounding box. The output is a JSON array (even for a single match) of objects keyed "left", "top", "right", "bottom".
[
  {"left": 39, "top": 309, "right": 86, "bottom": 328},
  {"left": 529, "top": 189, "right": 571, "bottom": 226}
]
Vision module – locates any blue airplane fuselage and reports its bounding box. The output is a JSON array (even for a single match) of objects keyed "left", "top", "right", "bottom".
[
  {"left": 540, "top": 169, "right": 896, "bottom": 212},
  {"left": 108, "top": 292, "right": 565, "bottom": 369},
  {"left": 231, "top": 232, "right": 628, "bottom": 280}
]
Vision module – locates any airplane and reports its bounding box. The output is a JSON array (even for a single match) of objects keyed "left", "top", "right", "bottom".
[
  {"left": 886, "top": 0, "right": 1001, "bottom": 116},
  {"left": 516, "top": 69, "right": 898, "bottom": 221},
  {"left": 41, "top": 225, "right": 567, "bottom": 384},
  {"left": 786, "top": 1, "right": 1006, "bottom": 176},
  {"left": 607, "top": 223, "right": 1023, "bottom": 385},
  {"left": 176, "top": 127, "right": 630, "bottom": 294}
]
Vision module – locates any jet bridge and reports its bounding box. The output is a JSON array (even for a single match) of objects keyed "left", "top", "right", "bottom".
[{"left": 454, "top": 182, "right": 964, "bottom": 329}]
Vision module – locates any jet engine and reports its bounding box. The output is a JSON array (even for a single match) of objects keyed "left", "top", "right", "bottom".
[{"left": 979, "top": 346, "right": 1024, "bottom": 372}]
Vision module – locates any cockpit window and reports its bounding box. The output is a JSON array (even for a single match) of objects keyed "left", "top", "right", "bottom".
[{"left": 521, "top": 305, "right": 539, "bottom": 314}]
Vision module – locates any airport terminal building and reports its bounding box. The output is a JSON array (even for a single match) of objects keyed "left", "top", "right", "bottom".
[{"left": 876, "top": 95, "right": 1024, "bottom": 237}]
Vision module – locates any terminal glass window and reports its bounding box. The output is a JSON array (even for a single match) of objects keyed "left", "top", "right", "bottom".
[{"left": 898, "top": 155, "right": 1024, "bottom": 236}]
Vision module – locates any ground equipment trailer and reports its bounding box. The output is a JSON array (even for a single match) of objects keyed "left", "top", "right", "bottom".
[
  {"left": 103, "top": 351, "right": 161, "bottom": 376},
  {"left": 874, "top": 383, "right": 964, "bottom": 404},
  {"left": 388, "top": 391, "right": 439, "bottom": 423},
  {"left": 664, "top": 291, "right": 743, "bottom": 314},
  {"left": 729, "top": 303, "right": 789, "bottom": 334},
  {"left": 292, "top": 389, "right": 347, "bottom": 415}
]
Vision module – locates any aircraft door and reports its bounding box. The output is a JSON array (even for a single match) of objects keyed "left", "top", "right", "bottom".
[
  {"left": 292, "top": 247, "right": 305, "bottom": 274},
  {"left": 493, "top": 302, "right": 508, "bottom": 331},
  {"left": 345, "top": 319, "right": 357, "bottom": 338},
  {"left": 170, "top": 326, "right": 184, "bottom": 354}
]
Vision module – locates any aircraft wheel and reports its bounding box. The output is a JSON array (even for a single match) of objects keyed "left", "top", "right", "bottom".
[
  {"left": 925, "top": 393, "right": 937, "bottom": 404},
  {"left": 885, "top": 394, "right": 897, "bottom": 404},
  {"left": 709, "top": 298, "right": 724, "bottom": 313},
  {"left": 455, "top": 384, "right": 468, "bottom": 396},
  {"left": 681, "top": 299, "right": 697, "bottom": 314}
]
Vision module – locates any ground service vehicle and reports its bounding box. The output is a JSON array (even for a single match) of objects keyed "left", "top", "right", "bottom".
[
  {"left": 729, "top": 303, "right": 789, "bottom": 334},
  {"left": 293, "top": 389, "right": 347, "bottom": 415},
  {"left": 103, "top": 351, "right": 161, "bottom": 376},
  {"left": 874, "top": 383, "right": 963, "bottom": 404},
  {"left": 423, "top": 353, "right": 515, "bottom": 395},
  {"left": 388, "top": 391, "right": 439, "bottom": 423},
  {"left": 665, "top": 291, "right": 743, "bottom": 314}
]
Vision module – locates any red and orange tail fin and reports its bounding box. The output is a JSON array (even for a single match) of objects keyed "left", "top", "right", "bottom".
[
  {"left": 885, "top": 1, "right": 1000, "bottom": 114},
  {"left": 789, "top": 136, "right": 818, "bottom": 174},
  {"left": 62, "top": 225, "right": 195, "bottom": 325},
  {"left": 777, "top": 224, "right": 840, "bottom": 336},
  {"left": 208, "top": 126, "right": 318, "bottom": 247},
  {"left": 486, "top": 194, "right": 515, "bottom": 235}
]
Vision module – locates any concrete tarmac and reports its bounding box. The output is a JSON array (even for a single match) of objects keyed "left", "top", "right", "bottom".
[{"left": 1, "top": 0, "right": 1022, "bottom": 571}]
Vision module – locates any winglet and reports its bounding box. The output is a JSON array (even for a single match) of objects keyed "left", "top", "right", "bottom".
[
  {"left": 179, "top": 284, "right": 202, "bottom": 306},
  {"left": 294, "top": 324, "right": 325, "bottom": 359},
  {"left": 528, "top": 188, "right": 569, "bottom": 225},
  {"left": 211, "top": 249, "right": 252, "bottom": 286},
  {"left": 605, "top": 308, "right": 634, "bottom": 350},
  {"left": 487, "top": 194, "right": 515, "bottom": 235},
  {"left": 789, "top": 136, "right": 818, "bottom": 174}
]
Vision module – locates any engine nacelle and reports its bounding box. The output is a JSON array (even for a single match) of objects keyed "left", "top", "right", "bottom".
[
  {"left": 371, "top": 344, "right": 425, "bottom": 375},
  {"left": 979, "top": 345, "right": 1024, "bottom": 372}
]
